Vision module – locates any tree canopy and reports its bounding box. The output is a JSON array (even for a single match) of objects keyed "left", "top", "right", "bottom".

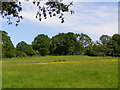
[
  {"left": 100, "top": 35, "right": 112, "bottom": 45},
  {"left": 1, "top": 30, "right": 16, "bottom": 58},
  {"left": 0, "top": 0, "right": 74, "bottom": 26},
  {"left": 16, "top": 41, "right": 36, "bottom": 56},
  {"left": 32, "top": 34, "right": 51, "bottom": 56},
  {"left": 1, "top": 30, "right": 120, "bottom": 58}
]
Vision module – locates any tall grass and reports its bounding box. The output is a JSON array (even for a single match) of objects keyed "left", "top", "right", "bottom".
[{"left": 2, "top": 55, "right": 118, "bottom": 88}]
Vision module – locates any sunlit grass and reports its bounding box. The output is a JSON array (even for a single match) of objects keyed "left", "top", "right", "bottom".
[{"left": 2, "top": 55, "right": 118, "bottom": 88}]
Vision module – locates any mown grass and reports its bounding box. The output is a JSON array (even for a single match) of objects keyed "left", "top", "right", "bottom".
[{"left": 2, "top": 55, "right": 118, "bottom": 88}]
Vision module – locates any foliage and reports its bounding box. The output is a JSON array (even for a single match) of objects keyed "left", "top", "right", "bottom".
[
  {"left": 79, "top": 33, "right": 92, "bottom": 47},
  {"left": 1, "top": 30, "right": 16, "bottom": 58},
  {"left": 112, "top": 34, "right": 120, "bottom": 56},
  {"left": 100, "top": 35, "right": 111, "bottom": 45},
  {"left": 32, "top": 34, "right": 51, "bottom": 56},
  {"left": 34, "top": 0, "right": 74, "bottom": 23},
  {"left": 50, "top": 32, "right": 82, "bottom": 55},
  {"left": 15, "top": 51, "right": 27, "bottom": 57},
  {"left": 16, "top": 41, "right": 36, "bottom": 56},
  {"left": 85, "top": 44, "right": 102, "bottom": 56},
  {"left": 0, "top": 1, "right": 23, "bottom": 26},
  {"left": 2, "top": 30, "right": 120, "bottom": 58},
  {"left": 0, "top": 0, "right": 73, "bottom": 25},
  {"left": 74, "top": 40, "right": 84, "bottom": 55}
]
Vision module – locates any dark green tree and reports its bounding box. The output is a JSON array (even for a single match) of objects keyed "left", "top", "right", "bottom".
[
  {"left": 32, "top": 34, "right": 51, "bottom": 56},
  {"left": 100, "top": 35, "right": 111, "bottom": 45},
  {"left": 15, "top": 51, "right": 27, "bottom": 57},
  {"left": 106, "top": 39, "right": 114, "bottom": 56},
  {"left": 2, "top": 31, "right": 16, "bottom": 58},
  {"left": 85, "top": 44, "right": 98, "bottom": 56},
  {"left": 79, "top": 33, "right": 92, "bottom": 47},
  {"left": 98, "top": 35, "right": 112, "bottom": 56},
  {"left": 50, "top": 32, "right": 81, "bottom": 55},
  {"left": 74, "top": 40, "right": 84, "bottom": 55},
  {"left": 16, "top": 41, "right": 36, "bottom": 56},
  {"left": 112, "top": 34, "right": 120, "bottom": 56},
  {"left": 77, "top": 33, "right": 92, "bottom": 54}
]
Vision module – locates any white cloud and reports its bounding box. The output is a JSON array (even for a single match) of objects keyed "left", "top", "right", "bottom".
[
  {"left": 65, "top": 0, "right": 119, "bottom": 2},
  {"left": 19, "top": 0, "right": 119, "bottom": 2},
  {"left": 19, "top": 2, "right": 118, "bottom": 41}
]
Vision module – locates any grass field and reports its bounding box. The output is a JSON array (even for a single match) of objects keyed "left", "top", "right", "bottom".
[{"left": 2, "top": 55, "right": 118, "bottom": 88}]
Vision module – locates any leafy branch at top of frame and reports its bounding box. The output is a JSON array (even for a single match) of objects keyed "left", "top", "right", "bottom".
[
  {"left": 0, "top": 1, "right": 23, "bottom": 26},
  {"left": 0, "top": 0, "right": 74, "bottom": 26},
  {"left": 34, "top": 1, "right": 74, "bottom": 23}
]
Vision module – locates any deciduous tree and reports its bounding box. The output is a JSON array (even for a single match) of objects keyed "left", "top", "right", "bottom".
[
  {"left": 32, "top": 34, "right": 51, "bottom": 56},
  {"left": 16, "top": 41, "right": 36, "bottom": 56},
  {"left": 1, "top": 30, "right": 16, "bottom": 58}
]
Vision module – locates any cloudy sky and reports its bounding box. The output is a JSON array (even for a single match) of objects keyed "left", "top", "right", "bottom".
[{"left": 1, "top": 1, "right": 118, "bottom": 46}]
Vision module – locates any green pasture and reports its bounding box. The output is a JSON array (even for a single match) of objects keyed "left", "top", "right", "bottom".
[{"left": 2, "top": 55, "right": 118, "bottom": 88}]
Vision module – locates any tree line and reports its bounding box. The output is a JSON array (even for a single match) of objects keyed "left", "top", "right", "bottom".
[{"left": 1, "top": 30, "right": 120, "bottom": 58}]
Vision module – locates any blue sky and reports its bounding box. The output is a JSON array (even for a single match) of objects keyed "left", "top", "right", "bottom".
[{"left": 1, "top": 1, "right": 118, "bottom": 47}]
